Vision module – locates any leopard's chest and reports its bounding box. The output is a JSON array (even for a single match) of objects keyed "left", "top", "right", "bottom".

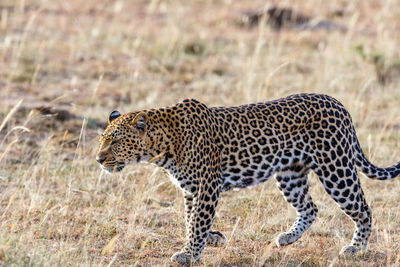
[{"left": 165, "top": 168, "right": 198, "bottom": 195}]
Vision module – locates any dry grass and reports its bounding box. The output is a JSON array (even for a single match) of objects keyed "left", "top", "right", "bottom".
[{"left": 1, "top": 0, "right": 400, "bottom": 266}]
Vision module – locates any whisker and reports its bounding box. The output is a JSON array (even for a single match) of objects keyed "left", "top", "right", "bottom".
[{"left": 148, "top": 152, "right": 165, "bottom": 163}]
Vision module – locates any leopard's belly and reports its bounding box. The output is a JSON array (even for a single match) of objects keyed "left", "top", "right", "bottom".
[{"left": 220, "top": 153, "right": 278, "bottom": 192}]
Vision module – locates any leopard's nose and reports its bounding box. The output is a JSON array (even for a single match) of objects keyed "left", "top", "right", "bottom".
[{"left": 96, "top": 156, "right": 106, "bottom": 164}]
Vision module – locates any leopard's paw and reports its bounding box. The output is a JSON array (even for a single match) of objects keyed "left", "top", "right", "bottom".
[
  {"left": 275, "top": 232, "right": 298, "bottom": 247},
  {"left": 339, "top": 245, "right": 359, "bottom": 256},
  {"left": 207, "top": 231, "right": 227, "bottom": 247},
  {"left": 171, "top": 251, "right": 193, "bottom": 265}
]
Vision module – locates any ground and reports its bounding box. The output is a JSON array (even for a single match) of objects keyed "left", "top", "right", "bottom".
[{"left": 0, "top": 0, "right": 400, "bottom": 266}]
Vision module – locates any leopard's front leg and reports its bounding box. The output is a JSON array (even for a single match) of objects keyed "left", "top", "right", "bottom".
[
  {"left": 171, "top": 182, "right": 221, "bottom": 265},
  {"left": 183, "top": 194, "right": 193, "bottom": 227},
  {"left": 183, "top": 193, "right": 227, "bottom": 248}
]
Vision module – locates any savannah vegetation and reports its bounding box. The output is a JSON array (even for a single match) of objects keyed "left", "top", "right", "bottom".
[{"left": 0, "top": 0, "right": 400, "bottom": 266}]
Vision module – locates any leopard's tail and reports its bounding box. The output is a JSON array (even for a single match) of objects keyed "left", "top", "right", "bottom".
[{"left": 354, "top": 137, "right": 400, "bottom": 180}]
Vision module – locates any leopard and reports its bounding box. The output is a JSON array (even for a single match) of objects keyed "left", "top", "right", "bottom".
[{"left": 96, "top": 93, "right": 400, "bottom": 265}]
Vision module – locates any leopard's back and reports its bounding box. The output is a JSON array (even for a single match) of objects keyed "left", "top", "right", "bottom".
[{"left": 210, "top": 94, "right": 351, "bottom": 191}]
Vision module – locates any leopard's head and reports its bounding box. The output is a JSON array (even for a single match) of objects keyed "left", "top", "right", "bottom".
[{"left": 96, "top": 110, "right": 154, "bottom": 173}]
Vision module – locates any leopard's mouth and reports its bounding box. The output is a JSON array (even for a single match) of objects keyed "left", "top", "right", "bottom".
[
  {"left": 101, "top": 162, "right": 125, "bottom": 173},
  {"left": 100, "top": 154, "right": 144, "bottom": 173}
]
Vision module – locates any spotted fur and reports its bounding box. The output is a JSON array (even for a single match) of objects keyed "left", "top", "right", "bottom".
[{"left": 96, "top": 93, "right": 400, "bottom": 264}]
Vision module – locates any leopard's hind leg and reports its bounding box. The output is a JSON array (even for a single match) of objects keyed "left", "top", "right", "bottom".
[
  {"left": 275, "top": 166, "right": 318, "bottom": 246},
  {"left": 312, "top": 164, "right": 372, "bottom": 255}
]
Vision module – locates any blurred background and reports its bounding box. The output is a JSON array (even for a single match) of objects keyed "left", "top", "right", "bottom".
[{"left": 0, "top": 0, "right": 399, "bottom": 266}]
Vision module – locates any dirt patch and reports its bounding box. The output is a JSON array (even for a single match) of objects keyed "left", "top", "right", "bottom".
[{"left": 239, "top": 6, "right": 347, "bottom": 32}]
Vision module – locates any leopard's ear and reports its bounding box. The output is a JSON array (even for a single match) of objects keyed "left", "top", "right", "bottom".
[
  {"left": 108, "top": 110, "right": 121, "bottom": 124},
  {"left": 131, "top": 112, "right": 147, "bottom": 132}
]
